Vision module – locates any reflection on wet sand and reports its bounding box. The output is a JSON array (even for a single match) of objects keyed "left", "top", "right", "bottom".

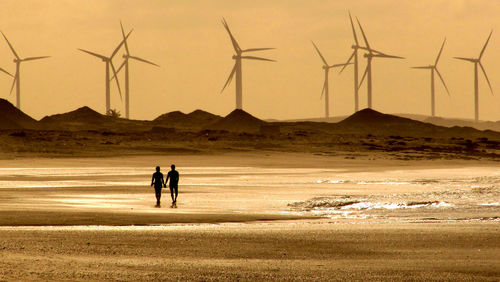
[
  {"left": 0, "top": 164, "right": 497, "bottom": 224},
  {"left": 0, "top": 156, "right": 498, "bottom": 281}
]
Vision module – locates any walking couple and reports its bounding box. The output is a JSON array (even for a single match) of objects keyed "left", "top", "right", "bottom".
[{"left": 151, "top": 164, "right": 179, "bottom": 208}]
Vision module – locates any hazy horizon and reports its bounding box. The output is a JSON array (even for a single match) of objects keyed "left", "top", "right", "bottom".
[{"left": 1, "top": 0, "right": 500, "bottom": 121}]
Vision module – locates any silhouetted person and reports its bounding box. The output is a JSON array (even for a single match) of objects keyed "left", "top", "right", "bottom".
[
  {"left": 151, "top": 166, "right": 165, "bottom": 207},
  {"left": 166, "top": 164, "right": 179, "bottom": 207}
]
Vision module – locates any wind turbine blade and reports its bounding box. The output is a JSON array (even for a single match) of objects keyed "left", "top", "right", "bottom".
[
  {"left": 129, "top": 55, "right": 160, "bottom": 67},
  {"left": 21, "top": 56, "right": 50, "bottom": 62},
  {"left": 0, "top": 67, "right": 13, "bottom": 77},
  {"left": 435, "top": 38, "right": 446, "bottom": 65},
  {"left": 348, "top": 11, "right": 359, "bottom": 45},
  {"left": 311, "top": 41, "right": 328, "bottom": 65},
  {"left": 411, "top": 66, "right": 432, "bottom": 69},
  {"left": 479, "top": 62, "right": 493, "bottom": 95},
  {"left": 358, "top": 66, "right": 368, "bottom": 90},
  {"left": 111, "top": 60, "right": 126, "bottom": 81},
  {"left": 78, "top": 49, "right": 108, "bottom": 60},
  {"left": 372, "top": 54, "right": 404, "bottom": 59},
  {"left": 9, "top": 70, "right": 18, "bottom": 94},
  {"left": 222, "top": 18, "right": 241, "bottom": 52},
  {"left": 1, "top": 32, "right": 20, "bottom": 59},
  {"left": 120, "top": 21, "right": 130, "bottom": 55},
  {"left": 479, "top": 30, "right": 493, "bottom": 59},
  {"left": 221, "top": 63, "right": 237, "bottom": 93},
  {"left": 110, "top": 61, "right": 123, "bottom": 101},
  {"left": 330, "top": 62, "right": 352, "bottom": 68},
  {"left": 242, "top": 47, "right": 275, "bottom": 52},
  {"left": 339, "top": 52, "right": 355, "bottom": 74},
  {"left": 240, "top": 56, "right": 276, "bottom": 62},
  {"left": 358, "top": 46, "right": 381, "bottom": 54},
  {"left": 356, "top": 17, "right": 371, "bottom": 51},
  {"left": 111, "top": 29, "right": 133, "bottom": 59},
  {"left": 435, "top": 68, "right": 450, "bottom": 96},
  {"left": 454, "top": 56, "right": 476, "bottom": 62}
]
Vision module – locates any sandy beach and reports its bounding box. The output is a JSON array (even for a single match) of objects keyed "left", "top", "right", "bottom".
[
  {"left": 0, "top": 153, "right": 498, "bottom": 280},
  {"left": 1, "top": 222, "right": 499, "bottom": 281}
]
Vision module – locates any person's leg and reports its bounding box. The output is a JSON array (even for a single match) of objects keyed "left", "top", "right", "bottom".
[
  {"left": 155, "top": 188, "right": 161, "bottom": 206},
  {"left": 169, "top": 187, "right": 175, "bottom": 203},
  {"left": 174, "top": 186, "right": 178, "bottom": 202}
]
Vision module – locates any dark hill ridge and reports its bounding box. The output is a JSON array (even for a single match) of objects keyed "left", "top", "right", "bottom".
[
  {"left": 424, "top": 116, "right": 500, "bottom": 132},
  {"left": 40, "top": 106, "right": 105, "bottom": 123},
  {"left": 188, "top": 109, "right": 222, "bottom": 122},
  {"left": 39, "top": 106, "right": 155, "bottom": 132},
  {"left": 208, "top": 109, "right": 266, "bottom": 133},
  {"left": 337, "top": 108, "right": 500, "bottom": 138},
  {"left": 339, "top": 108, "right": 417, "bottom": 125},
  {"left": 154, "top": 111, "right": 185, "bottom": 122},
  {"left": 0, "top": 99, "right": 38, "bottom": 129},
  {"left": 154, "top": 109, "right": 222, "bottom": 129}
]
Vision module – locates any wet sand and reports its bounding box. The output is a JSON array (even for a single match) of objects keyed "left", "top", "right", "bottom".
[
  {"left": 1, "top": 223, "right": 499, "bottom": 280},
  {"left": 0, "top": 153, "right": 499, "bottom": 280}
]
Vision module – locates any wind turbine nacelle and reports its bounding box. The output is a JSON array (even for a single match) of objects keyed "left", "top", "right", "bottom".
[
  {"left": 232, "top": 55, "right": 239, "bottom": 60},
  {"left": 322, "top": 65, "right": 328, "bottom": 70},
  {"left": 13, "top": 58, "right": 19, "bottom": 63}
]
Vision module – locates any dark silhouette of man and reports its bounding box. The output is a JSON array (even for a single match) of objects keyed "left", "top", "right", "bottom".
[
  {"left": 151, "top": 166, "right": 165, "bottom": 207},
  {"left": 166, "top": 164, "right": 179, "bottom": 207}
]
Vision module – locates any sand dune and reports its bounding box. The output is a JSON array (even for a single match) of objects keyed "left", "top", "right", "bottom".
[
  {"left": 0, "top": 99, "right": 38, "bottom": 130},
  {"left": 208, "top": 109, "right": 266, "bottom": 133},
  {"left": 0, "top": 100, "right": 499, "bottom": 160},
  {"left": 154, "top": 109, "right": 222, "bottom": 130}
]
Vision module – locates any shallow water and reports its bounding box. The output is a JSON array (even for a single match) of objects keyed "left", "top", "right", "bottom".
[
  {"left": 0, "top": 165, "right": 498, "bottom": 222},
  {"left": 0, "top": 166, "right": 498, "bottom": 189}
]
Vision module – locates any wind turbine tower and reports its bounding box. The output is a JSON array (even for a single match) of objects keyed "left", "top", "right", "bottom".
[
  {"left": 220, "top": 18, "right": 276, "bottom": 110},
  {"left": 311, "top": 41, "right": 351, "bottom": 118},
  {"left": 412, "top": 38, "right": 450, "bottom": 117},
  {"left": 1, "top": 32, "right": 50, "bottom": 109},
  {"left": 356, "top": 18, "right": 404, "bottom": 109},
  {"left": 78, "top": 30, "right": 132, "bottom": 114},
  {"left": 340, "top": 11, "right": 364, "bottom": 113},
  {"left": 454, "top": 31, "right": 493, "bottom": 122},
  {"left": 114, "top": 22, "right": 160, "bottom": 119}
]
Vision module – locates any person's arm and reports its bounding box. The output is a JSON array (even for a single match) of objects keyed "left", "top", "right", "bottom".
[
  {"left": 151, "top": 173, "right": 154, "bottom": 186},
  {"left": 162, "top": 174, "right": 166, "bottom": 187},
  {"left": 166, "top": 172, "right": 170, "bottom": 184}
]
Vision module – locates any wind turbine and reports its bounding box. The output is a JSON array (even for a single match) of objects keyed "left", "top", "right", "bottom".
[
  {"left": 113, "top": 22, "right": 159, "bottom": 119},
  {"left": 78, "top": 30, "right": 132, "bottom": 115},
  {"left": 411, "top": 38, "right": 450, "bottom": 117},
  {"left": 356, "top": 18, "right": 404, "bottom": 109},
  {"left": 220, "top": 18, "right": 276, "bottom": 110},
  {"left": 454, "top": 31, "right": 493, "bottom": 122},
  {"left": 312, "top": 41, "right": 351, "bottom": 118},
  {"left": 1, "top": 32, "right": 50, "bottom": 110},
  {"left": 340, "top": 11, "right": 364, "bottom": 113}
]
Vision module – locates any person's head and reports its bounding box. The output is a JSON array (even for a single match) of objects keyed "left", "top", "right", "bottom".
[
  {"left": 171, "top": 164, "right": 175, "bottom": 170},
  {"left": 156, "top": 166, "right": 160, "bottom": 172}
]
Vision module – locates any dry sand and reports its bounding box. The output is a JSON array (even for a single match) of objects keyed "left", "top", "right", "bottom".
[{"left": 0, "top": 153, "right": 499, "bottom": 280}]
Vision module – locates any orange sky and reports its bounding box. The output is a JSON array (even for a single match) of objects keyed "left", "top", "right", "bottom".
[{"left": 1, "top": 0, "right": 499, "bottom": 121}]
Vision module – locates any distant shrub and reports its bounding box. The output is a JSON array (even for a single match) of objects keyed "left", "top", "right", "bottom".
[{"left": 106, "top": 109, "right": 121, "bottom": 118}]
